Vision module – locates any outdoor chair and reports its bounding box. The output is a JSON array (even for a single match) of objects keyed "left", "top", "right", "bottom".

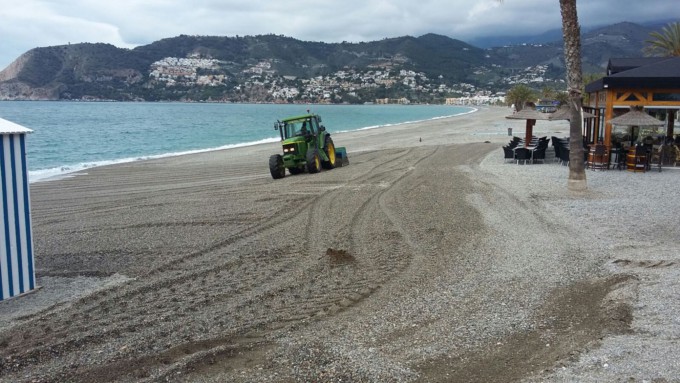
[
  {"left": 613, "top": 147, "right": 626, "bottom": 170},
  {"left": 553, "top": 144, "right": 562, "bottom": 163},
  {"left": 532, "top": 146, "right": 547, "bottom": 164},
  {"left": 559, "top": 147, "right": 570, "bottom": 166},
  {"left": 514, "top": 147, "right": 532, "bottom": 165},
  {"left": 502, "top": 146, "right": 515, "bottom": 163},
  {"left": 552, "top": 137, "right": 562, "bottom": 162},
  {"left": 536, "top": 140, "right": 549, "bottom": 150},
  {"left": 532, "top": 140, "right": 548, "bottom": 158}
]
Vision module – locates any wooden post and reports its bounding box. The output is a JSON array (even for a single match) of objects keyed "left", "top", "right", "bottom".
[
  {"left": 593, "top": 91, "right": 600, "bottom": 145},
  {"left": 604, "top": 89, "right": 614, "bottom": 147}
]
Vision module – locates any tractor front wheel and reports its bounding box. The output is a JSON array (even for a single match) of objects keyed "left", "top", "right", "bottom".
[
  {"left": 269, "top": 154, "right": 285, "bottom": 179},
  {"left": 306, "top": 149, "right": 321, "bottom": 174},
  {"left": 322, "top": 137, "right": 336, "bottom": 170}
]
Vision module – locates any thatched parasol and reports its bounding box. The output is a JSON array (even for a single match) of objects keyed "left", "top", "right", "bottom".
[
  {"left": 505, "top": 108, "right": 553, "bottom": 121},
  {"left": 548, "top": 106, "right": 595, "bottom": 121},
  {"left": 609, "top": 107, "right": 664, "bottom": 146},
  {"left": 609, "top": 108, "right": 663, "bottom": 127},
  {"left": 505, "top": 108, "right": 551, "bottom": 146}
]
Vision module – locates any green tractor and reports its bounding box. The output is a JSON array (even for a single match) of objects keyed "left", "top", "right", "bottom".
[{"left": 269, "top": 113, "right": 348, "bottom": 179}]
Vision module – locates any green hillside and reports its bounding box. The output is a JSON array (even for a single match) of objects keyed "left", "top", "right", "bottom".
[{"left": 0, "top": 21, "right": 663, "bottom": 102}]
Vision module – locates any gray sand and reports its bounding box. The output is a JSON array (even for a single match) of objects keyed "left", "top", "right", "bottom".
[{"left": 0, "top": 106, "right": 677, "bottom": 382}]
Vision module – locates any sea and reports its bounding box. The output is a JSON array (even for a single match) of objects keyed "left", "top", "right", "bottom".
[{"left": 0, "top": 102, "right": 474, "bottom": 183}]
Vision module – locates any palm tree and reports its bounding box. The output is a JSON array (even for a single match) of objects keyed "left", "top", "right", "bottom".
[
  {"left": 506, "top": 84, "right": 536, "bottom": 111},
  {"left": 644, "top": 22, "right": 680, "bottom": 57},
  {"left": 554, "top": 90, "right": 569, "bottom": 107},
  {"left": 558, "top": 0, "right": 587, "bottom": 192},
  {"left": 498, "top": 0, "right": 587, "bottom": 191}
]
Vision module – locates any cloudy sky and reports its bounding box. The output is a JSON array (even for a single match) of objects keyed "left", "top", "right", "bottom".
[{"left": 1, "top": 0, "right": 677, "bottom": 69}]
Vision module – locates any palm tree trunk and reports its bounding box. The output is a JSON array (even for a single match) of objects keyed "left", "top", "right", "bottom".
[{"left": 560, "top": 0, "right": 587, "bottom": 191}]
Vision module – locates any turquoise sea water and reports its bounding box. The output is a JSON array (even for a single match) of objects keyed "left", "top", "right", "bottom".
[{"left": 0, "top": 102, "right": 473, "bottom": 182}]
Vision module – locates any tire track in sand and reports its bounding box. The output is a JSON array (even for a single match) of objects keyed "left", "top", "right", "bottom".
[{"left": 0, "top": 147, "right": 432, "bottom": 382}]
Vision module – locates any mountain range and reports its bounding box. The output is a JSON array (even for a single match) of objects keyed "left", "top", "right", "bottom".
[{"left": 0, "top": 21, "right": 665, "bottom": 103}]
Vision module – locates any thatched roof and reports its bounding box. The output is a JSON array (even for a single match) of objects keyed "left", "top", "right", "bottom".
[
  {"left": 548, "top": 106, "right": 595, "bottom": 121},
  {"left": 609, "top": 109, "right": 663, "bottom": 127},
  {"left": 505, "top": 108, "right": 552, "bottom": 120}
]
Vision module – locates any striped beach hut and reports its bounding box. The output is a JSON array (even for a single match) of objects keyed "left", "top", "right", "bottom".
[{"left": 0, "top": 117, "right": 35, "bottom": 301}]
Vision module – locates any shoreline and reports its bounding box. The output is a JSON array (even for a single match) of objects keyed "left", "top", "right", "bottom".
[{"left": 27, "top": 105, "right": 478, "bottom": 184}]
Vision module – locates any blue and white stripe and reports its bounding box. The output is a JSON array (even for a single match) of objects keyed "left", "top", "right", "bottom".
[{"left": 0, "top": 118, "right": 35, "bottom": 301}]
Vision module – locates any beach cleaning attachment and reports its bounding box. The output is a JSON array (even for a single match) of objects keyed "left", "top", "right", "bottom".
[{"left": 334, "top": 146, "right": 349, "bottom": 167}]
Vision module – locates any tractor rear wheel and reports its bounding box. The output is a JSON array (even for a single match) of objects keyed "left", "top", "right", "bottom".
[
  {"left": 322, "top": 137, "right": 336, "bottom": 170},
  {"left": 269, "top": 154, "right": 285, "bottom": 179},
  {"left": 306, "top": 149, "right": 321, "bottom": 174}
]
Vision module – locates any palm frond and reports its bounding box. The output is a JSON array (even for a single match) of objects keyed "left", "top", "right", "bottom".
[{"left": 644, "top": 22, "right": 680, "bottom": 57}]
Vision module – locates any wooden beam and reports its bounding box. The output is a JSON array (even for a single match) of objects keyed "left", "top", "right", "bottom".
[{"left": 615, "top": 92, "right": 632, "bottom": 103}]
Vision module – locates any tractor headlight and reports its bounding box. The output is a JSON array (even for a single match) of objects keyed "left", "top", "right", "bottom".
[{"left": 283, "top": 144, "right": 296, "bottom": 153}]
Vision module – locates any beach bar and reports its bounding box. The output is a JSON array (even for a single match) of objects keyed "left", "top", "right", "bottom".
[
  {"left": 584, "top": 57, "right": 680, "bottom": 147},
  {"left": 0, "top": 117, "right": 35, "bottom": 301}
]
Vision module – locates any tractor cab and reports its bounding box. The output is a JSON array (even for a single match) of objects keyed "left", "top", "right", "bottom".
[{"left": 277, "top": 115, "right": 323, "bottom": 141}]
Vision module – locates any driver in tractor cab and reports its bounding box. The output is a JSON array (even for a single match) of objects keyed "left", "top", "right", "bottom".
[{"left": 299, "top": 120, "right": 313, "bottom": 139}]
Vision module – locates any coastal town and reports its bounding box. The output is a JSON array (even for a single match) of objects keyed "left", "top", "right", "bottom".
[
  {"left": 0, "top": 23, "right": 652, "bottom": 104},
  {"left": 147, "top": 54, "right": 561, "bottom": 105}
]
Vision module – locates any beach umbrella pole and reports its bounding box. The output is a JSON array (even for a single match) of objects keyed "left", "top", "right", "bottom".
[{"left": 525, "top": 119, "right": 535, "bottom": 147}]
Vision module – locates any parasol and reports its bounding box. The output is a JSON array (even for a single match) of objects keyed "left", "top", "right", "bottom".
[
  {"left": 609, "top": 108, "right": 664, "bottom": 127},
  {"left": 549, "top": 106, "right": 595, "bottom": 121},
  {"left": 505, "top": 108, "right": 551, "bottom": 147},
  {"left": 609, "top": 107, "right": 663, "bottom": 146}
]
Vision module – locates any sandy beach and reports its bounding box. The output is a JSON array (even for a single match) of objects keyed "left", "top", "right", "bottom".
[{"left": 1, "top": 106, "right": 678, "bottom": 382}]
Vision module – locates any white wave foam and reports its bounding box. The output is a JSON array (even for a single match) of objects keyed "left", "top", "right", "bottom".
[
  {"left": 29, "top": 137, "right": 280, "bottom": 183},
  {"left": 334, "top": 108, "right": 478, "bottom": 134}
]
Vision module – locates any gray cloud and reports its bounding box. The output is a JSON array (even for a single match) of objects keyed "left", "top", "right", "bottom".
[{"left": 1, "top": 0, "right": 677, "bottom": 69}]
